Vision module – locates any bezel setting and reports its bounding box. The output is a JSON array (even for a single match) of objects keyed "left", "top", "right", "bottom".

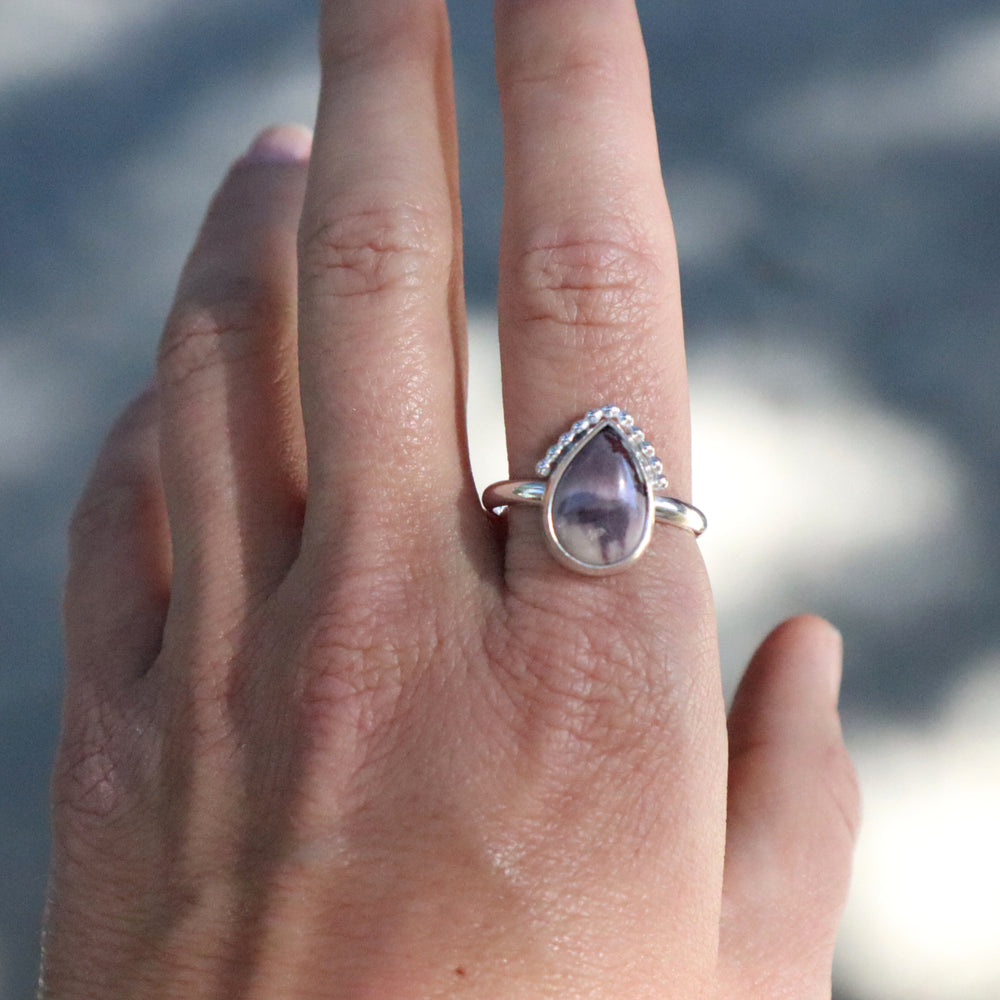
[{"left": 538, "top": 407, "right": 665, "bottom": 575}]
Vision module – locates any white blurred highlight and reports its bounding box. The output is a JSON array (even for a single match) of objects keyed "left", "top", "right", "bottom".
[
  {"left": 689, "top": 336, "right": 975, "bottom": 625},
  {"left": 750, "top": 16, "right": 1000, "bottom": 160},
  {"left": 0, "top": 0, "right": 186, "bottom": 93},
  {"left": 840, "top": 658, "right": 1000, "bottom": 999}
]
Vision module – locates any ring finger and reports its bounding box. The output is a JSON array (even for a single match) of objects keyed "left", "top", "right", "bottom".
[{"left": 495, "top": 0, "right": 691, "bottom": 580}]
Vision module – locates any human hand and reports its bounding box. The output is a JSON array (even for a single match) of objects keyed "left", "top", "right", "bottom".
[{"left": 41, "top": 2, "right": 859, "bottom": 998}]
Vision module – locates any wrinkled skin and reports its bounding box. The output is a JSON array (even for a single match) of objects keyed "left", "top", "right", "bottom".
[{"left": 40, "top": 2, "right": 859, "bottom": 998}]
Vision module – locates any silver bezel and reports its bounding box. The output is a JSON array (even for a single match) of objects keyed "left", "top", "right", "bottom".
[{"left": 541, "top": 418, "right": 657, "bottom": 576}]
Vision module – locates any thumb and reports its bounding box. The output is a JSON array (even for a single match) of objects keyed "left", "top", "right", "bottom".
[{"left": 718, "top": 615, "right": 861, "bottom": 1000}]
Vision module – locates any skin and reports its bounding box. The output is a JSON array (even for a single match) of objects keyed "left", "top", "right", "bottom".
[{"left": 40, "top": 2, "right": 860, "bottom": 998}]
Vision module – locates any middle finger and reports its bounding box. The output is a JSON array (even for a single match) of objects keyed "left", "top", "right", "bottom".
[{"left": 297, "top": 0, "right": 470, "bottom": 563}]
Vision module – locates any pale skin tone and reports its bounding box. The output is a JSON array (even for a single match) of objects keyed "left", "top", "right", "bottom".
[{"left": 41, "top": 2, "right": 860, "bottom": 998}]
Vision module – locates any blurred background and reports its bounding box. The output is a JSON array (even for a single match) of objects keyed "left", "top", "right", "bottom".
[{"left": 2, "top": 1, "right": 999, "bottom": 996}]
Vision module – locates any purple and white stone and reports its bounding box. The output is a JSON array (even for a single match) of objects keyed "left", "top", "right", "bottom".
[{"left": 545, "top": 423, "right": 653, "bottom": 572}]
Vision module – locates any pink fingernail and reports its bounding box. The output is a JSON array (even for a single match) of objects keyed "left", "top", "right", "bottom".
[{"left": 243, "top": 124, "right": 313, "bottom": 164}]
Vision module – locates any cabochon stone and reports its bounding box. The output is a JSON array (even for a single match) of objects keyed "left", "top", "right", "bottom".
[{"left": 550, "top": 425, "right": 649, "bottom": 568}]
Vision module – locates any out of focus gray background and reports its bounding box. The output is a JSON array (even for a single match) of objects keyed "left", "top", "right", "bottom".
[{"left": 2, "top": 1, "right": 999, "bottom": 997}]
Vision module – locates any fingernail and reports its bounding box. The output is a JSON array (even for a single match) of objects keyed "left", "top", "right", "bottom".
[{"left": 243, "top": 124, "right": 313, "bottom": 164}]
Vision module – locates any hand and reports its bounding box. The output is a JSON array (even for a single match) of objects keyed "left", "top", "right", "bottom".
[{"left": 41, "top": 2, "right": 859, "bottom": 998}]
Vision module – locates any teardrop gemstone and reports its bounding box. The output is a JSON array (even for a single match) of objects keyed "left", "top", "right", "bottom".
[{"left": 546, "top": 424, "right": 652, "bottom": 571}]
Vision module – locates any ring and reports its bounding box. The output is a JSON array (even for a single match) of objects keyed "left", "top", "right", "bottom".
[{"left": 482, "top": 405, "right": 706, "bottom": 576}]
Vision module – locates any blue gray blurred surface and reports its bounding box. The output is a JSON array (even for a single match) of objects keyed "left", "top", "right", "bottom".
[{"left": 2, "top": 2, "right": 999, "bottom": 997}]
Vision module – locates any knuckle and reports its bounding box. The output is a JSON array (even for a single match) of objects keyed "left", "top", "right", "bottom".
[
  {"left": 52, "top": 698, "right": 158, "bottom": 837},
  {"left": 289, "top": 562, "right": 465, "bottom": 750},
  {"left": 498, "top": 590, "right": 669, "bottom": 755},
  {"left": 298, "top": 201, "right": 448, "bottom": 305},
  {"left": 512, "top": 222, "right": 667, "bottom": 349},
  {"left": 298, "top": 590, "right": 414, "bottom": 722},
  {"left": 300, "top": 629, "right": 406, "bottom": 743},
  {"left": 504, "top": 44, "right": 624, "bottom": 97},
  {"left": 157, "top": 292, "right": 280, "bottom": 392},
  {"left": 496, "top": 2, "right": 630, "bottom": 94}
]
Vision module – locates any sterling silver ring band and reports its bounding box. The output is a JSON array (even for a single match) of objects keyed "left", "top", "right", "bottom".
[{"left": 482, "top": 480, "right": 707, "bottom": 536}]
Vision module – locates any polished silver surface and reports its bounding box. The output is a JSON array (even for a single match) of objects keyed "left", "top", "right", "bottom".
[{"left": 483, "top": 479, "right": 707, "bottom": 537}]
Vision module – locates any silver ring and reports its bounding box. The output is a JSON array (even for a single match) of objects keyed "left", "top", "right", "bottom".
[{"left": 482, "top": 405, "right": 706, "bottom": 576}]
